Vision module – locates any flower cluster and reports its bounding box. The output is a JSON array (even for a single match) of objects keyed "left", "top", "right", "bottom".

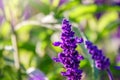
[
  {"left": 85, "top": 41, "right": 110, "bottom": 70},
  {"left": 53, "top": 18, "right": 84, "bottom": 80}
]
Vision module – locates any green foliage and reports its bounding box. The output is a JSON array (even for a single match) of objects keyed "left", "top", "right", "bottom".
[{"left": 0, "top": 0, "right": 120, "bottom": 80}]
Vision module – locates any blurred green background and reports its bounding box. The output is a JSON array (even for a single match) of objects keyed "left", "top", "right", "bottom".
[{"left": 0, "top": 0, "right": 120, "bottom": 80}]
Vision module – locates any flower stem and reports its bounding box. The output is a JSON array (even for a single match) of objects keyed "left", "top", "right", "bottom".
[
  {"left": 106, "top": 68, "right": 114, "bottom": 80},
  {"left": 11, "top": 22, "right": 22, "bottom": 80}
]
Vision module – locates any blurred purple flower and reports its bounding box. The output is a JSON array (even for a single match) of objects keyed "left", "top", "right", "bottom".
[
  {"left": 0, "top": 16, "right": 4, "bottom": 25},
  {"left": 116, "top": 46, "right": 120, "bottom": 63},
  {"left": 27, "top": 68, "right": 48, "bottom": 80},
  {"left": 0, "top": 0, "right": 4, "bottom": 25},
  {"left": 22, "top": 6, "right": 31, "bottom": 20},
  {"left": 112, "top": 26, "right": 120, "bottom": 38},
  {"left": 58, "top": 0, "right": 68, "bottom": 7},
  {"left": 94, "top": 0, "right": 105, "bottom": 5},
  {"left": 116, "top": 54, "right": 120, "bottom": 64},
  {"left": 95, "top": 12, "right": 103, "bottom": 20},
  {"left": 114, "top": 66, "right": 120, "bottom": 70},
  {"left": 112, "top": 0, "right": 120, "bottom": 6},
  {"left": 0, "top": 0, "right": 4, "bottom": 10}
]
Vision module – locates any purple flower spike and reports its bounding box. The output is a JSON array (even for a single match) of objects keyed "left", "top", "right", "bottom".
[
  {"left": 85, "top": 40, "right": 110, "bottom": 70},
  {"left": 53, "top": 18, "right": 84, "bottom": 80},
  {"left": 85, "top": 40, "right": 114, "bottom": 80}
]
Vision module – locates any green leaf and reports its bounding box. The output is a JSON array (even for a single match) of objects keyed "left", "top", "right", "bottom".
[{"left": 97, "top": 11, "right": 118, "bottom": 32}]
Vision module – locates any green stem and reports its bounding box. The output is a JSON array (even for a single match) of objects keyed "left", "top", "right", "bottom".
[
  {"left": 2, "top": 2, "right": 22, "bottom": 80},
  {"left": 11, "top": 22, "right": 22, "bottom": 80}
]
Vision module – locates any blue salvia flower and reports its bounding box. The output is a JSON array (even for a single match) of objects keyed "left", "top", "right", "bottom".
[
  {"left": 53, "top": 18, "right": 84, "bottom": 80},
  {"left": 85, "top": 40, "right": 114, "bottom": 80},
  {"left": 85, "top": 41, "right": 110, "bottom": 70}
]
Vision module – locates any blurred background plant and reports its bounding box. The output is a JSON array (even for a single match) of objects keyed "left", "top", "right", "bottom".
[{"left": 0, "top": 0, "right": 120, "bottom": 80}]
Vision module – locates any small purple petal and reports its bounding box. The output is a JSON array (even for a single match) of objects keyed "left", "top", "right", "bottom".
[
  {"left": 76, "top": 37, "right": 84, "bottom": 43},
  {"left": 52, "top": 57, "right": 60, "bottom": 62},
  {"left": 78, "top": 55, "right": 84, "bottom": 60},
  {"left": 53, "top": 42, "right": 61, "bottom": 46}
]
